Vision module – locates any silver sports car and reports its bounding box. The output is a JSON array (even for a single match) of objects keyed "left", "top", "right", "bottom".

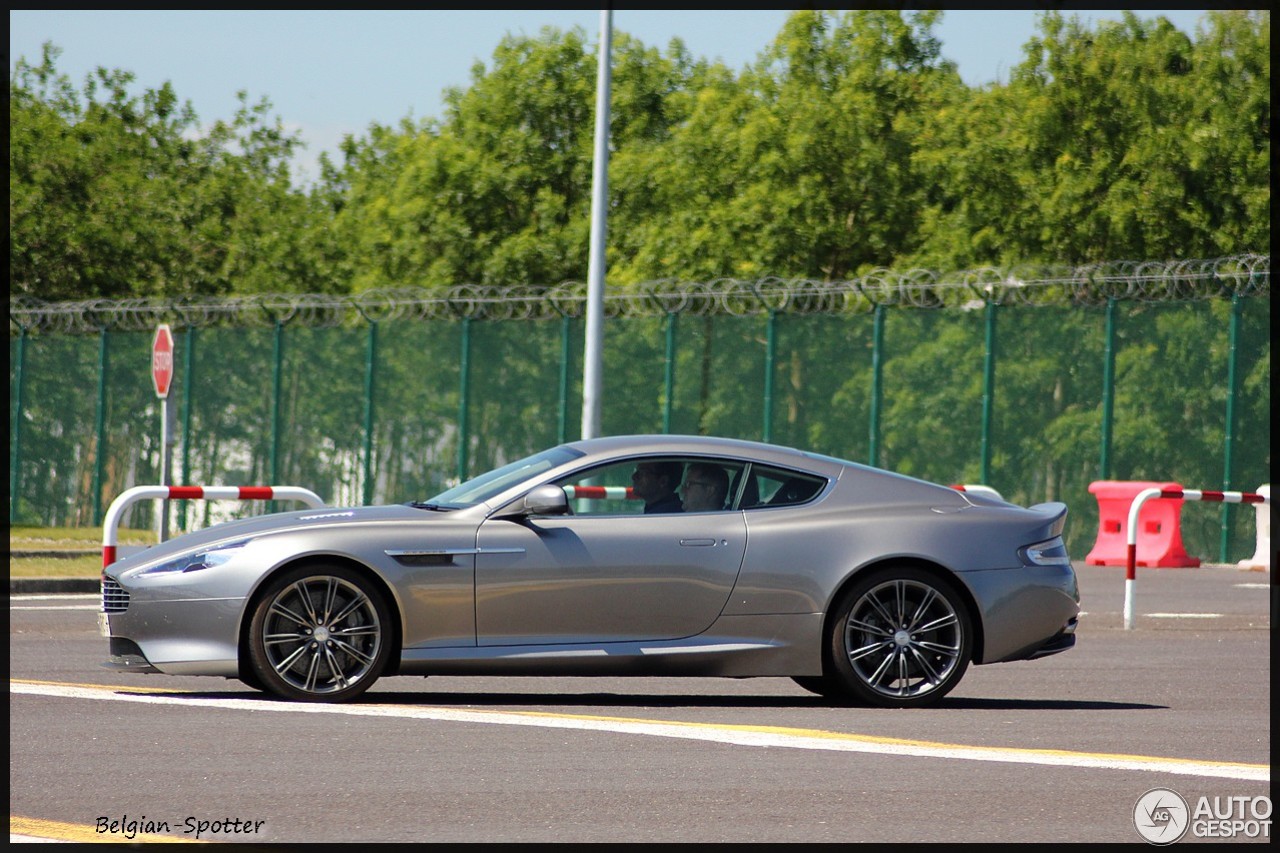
[{"left": 101, "top": 434, "right": 1079, "bottom": 708}]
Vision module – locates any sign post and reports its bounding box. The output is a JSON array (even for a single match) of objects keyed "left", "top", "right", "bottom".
[{"left": 152, "top": 324, "right": 176, "bottom": 542}]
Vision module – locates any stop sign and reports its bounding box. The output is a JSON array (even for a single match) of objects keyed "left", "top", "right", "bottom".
[{"left": 152, "top": 324, "right": 175, "bottom": 398}]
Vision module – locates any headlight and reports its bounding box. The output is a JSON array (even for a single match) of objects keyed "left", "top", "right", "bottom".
[
  {"left": 1019, "top": 536, "right": 1071, "bottom": 568},
  {"left": 137, "top": 539, "right": 251, "bottom": 576}
]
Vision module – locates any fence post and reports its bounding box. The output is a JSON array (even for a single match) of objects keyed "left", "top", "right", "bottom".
[
  {"left": 868, "top": 303, "right": 885, "bottom": 468},
  {"left": 457, "top": 316, "right": 472, "bottom": 481},
  {"left": 1099, "top": 296, "right": 1116, "bottom": 480},
  {"left": 9, "top": 325, "right": 26, "bottom": 524},
  {"left": 980, "top": 299, "right": 997, "bottom": 485},
  {"left": 558, "top": 313, "right": 572, "bottom": 444},
  {"left": 663, "top": 311, "right": 677, "bottom": 434},
  {"left": 762, "top": 309, "right": 776, "bottom": 443},
  {"left": 362, "top": 317, "right": 378, "bottom": 506},
  {"left": 269, "top": 319, "right": 284, "bottom": 512},
  {"left": 1219, "top": 289, "right": 1242, "bottom": 562},
  {"left": 179, "top": 326, "right": 195, "bottom": 532},
  {"left": 92, "top": 327, "right": 110, "bottom": 526}
]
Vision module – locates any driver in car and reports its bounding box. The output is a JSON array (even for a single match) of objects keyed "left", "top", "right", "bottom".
[{"left": 631, "top": 461, "right": 684, "bottom": 513}]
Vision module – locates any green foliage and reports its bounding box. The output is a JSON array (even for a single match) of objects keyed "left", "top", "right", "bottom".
[
  {"left": 10, "top": 43, "right": 327, "bottom": 299},
  {"left": 7, "top": 12, "right": 1272, "bottom": 561},
  {"left": 909, "top": 10, "right": 1270, "bottom": 268},
  {"left": 10, "top": 13, "right": 1269, "bottom": 293}
]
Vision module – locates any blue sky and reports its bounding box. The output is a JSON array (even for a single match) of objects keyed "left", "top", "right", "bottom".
[{"left": 10, "top": 10, "right": 1209, "bottom": 184}]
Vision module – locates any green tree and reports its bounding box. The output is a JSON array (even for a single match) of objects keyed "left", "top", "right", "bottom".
[
  {"left": 329, "top": 26, "right": 707, "bottom": 293},
  {"left": 10, "top": 44, "right": 202, "bottom": 299},
  {"left": 612, "top": 10, "right": 963, "bottom": 283},
  {"left": 192, "top": 93, "right": 341, "bottom": 294},
  {"left": 10, "top": 43, "right": 325, "bottom": 299},
  {"left": 910, "top": 10, "right": 1269, "bottom": 268},
  {"left": 1183, "top": 10, "right": 1270, "bottom": 254}
]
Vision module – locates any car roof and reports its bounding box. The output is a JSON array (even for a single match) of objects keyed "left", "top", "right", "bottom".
[{"left": 562, "top": 434, "right": 851, "bottom": 477}]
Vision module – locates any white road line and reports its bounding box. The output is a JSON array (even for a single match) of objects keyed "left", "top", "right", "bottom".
[
  {"left": 10, "top": 680, "right": 1268, "bottom": 782},
  {"left": 10, "top": 594, "right": 99, "bottom": 611},
  {"left": 10, "top": 605, "right": 99, "bottom": 611}
]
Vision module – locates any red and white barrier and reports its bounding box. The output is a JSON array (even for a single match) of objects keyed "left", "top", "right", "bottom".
[
  {"left": 563, "top": 485, "right": 637, "bottom": 501},
  {"left": 102, "top": 485, "right": 326, "bottom": 568},
  {"left": 951, "top": 484, "right": 1004, "bottom": 501},
  {"left": 1237, "top": 484, "right": 1271, "bottom": 572},
  {"left": 1122, "top": 487, "right": 1270, "bottom": 629}
]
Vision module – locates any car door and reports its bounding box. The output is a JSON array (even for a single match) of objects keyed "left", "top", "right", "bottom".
[{"left": 473, "top": 509, "right": 747, "bottom": 646}]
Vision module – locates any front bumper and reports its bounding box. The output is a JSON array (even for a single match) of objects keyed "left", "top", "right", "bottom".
[{"left": 100, "top": 577, "right": 244, "bottom": 677}]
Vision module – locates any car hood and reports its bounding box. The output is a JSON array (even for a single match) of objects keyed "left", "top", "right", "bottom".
[{"left": 106, "top": 503, "right": 462, "bottom": 573}]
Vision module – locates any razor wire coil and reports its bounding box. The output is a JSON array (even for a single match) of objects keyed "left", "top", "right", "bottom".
[{"left": 9, "top": 254, "right": 1269, "bottom": 335}]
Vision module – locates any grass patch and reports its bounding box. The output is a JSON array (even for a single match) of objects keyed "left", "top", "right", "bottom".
[
  {"left": 10, "top": 554, "right": 106, "bottom": 578},
  {"left": 10, "top": 526, "right": 154, "bottom": 578},
  {"left": 11, "top": 525, "right": 153, "bottom": 549}
]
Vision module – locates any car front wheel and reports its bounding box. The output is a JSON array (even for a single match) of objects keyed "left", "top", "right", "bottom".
[
  {"left": 826, "top": 567, "right": 972, "bottom": 708},
  {"left": 248, "top": 564, "right": 392, "bottom": 702}
]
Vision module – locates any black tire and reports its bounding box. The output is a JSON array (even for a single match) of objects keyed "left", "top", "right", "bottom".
[
  {"left": 248, "top": 564, "right": 392, "bottom": 702},
  {"left": 237, "top": 664, "right": 266, "bottom": 692},
  {"left": 826, "top": 566, "right": 972, "bottom": 709},
  {"left": 790, "top": 675, "right": 864, "bottom": 704}
]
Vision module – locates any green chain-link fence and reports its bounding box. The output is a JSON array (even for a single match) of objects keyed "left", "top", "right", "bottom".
[{"left": 10, "top": 256, "right": 1271, "bottom": 562}]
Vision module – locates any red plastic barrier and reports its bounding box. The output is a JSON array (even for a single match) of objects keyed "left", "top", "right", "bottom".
[{"left": 1084, "top": 480, "right": 1200, "bottom": 568}]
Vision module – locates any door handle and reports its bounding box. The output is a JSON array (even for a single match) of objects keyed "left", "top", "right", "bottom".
[{"left": 679, "top": 538, "right": 717, "bottom": 547}]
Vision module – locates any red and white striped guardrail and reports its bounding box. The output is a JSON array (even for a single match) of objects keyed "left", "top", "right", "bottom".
[
  {"left": 102, "top": 485, "right": 326, "bottom": 568},
  {"left": 562, "top": 485, "right": 637, "bottom": 500},
  {"left": 1123, "top": 486, "right": 1270, "bottom": 629},
  {"left": 951, "top": 484, "right": 1004, "bottom": 501}
]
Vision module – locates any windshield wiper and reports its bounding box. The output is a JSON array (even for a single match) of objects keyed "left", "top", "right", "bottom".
[{"left": 407, "top": 501, "right": 454, "bottom": 511}]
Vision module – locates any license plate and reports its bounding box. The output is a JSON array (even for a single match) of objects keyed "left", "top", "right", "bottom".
[{"left": 98, "top": 612, "right": 111, "bottom": 638}]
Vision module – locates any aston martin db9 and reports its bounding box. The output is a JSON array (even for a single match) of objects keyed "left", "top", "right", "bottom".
[{"left": 101, "top": 434, "right": 1079, "bottom": 708}]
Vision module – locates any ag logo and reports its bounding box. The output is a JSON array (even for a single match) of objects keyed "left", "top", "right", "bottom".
[{"left": 1134, "top": 787, "right": 1190, "bottom": 845}]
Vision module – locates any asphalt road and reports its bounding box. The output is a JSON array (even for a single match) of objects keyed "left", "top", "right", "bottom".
[{"left": 9, "top": 564, "right": 1272, "bottom": 843}]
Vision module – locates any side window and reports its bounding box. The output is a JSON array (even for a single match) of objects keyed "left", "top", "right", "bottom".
[
  {"left": 680, "top": 460, "right": 741, "bottom": 513},
  {"left": 552, "top": 457, "right": 746, "bottom": 516},
  {"left": 555, "top": 460, "right": 648, "bottom": 516},
  {"left": 740, "top": 465, "right": 825, "bottom": 509}
]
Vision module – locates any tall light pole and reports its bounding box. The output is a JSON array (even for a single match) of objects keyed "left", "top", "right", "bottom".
[{"left": 580, "top": 9, "right": 612, "bottom": 440}]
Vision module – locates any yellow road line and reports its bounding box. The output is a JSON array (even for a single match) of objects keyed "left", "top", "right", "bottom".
[
  {"left": 11, "top": 678, "right": 1269, "bottom": 782},
  {"left": 10, "top": 815, "right": 201, "bottom": 844}
]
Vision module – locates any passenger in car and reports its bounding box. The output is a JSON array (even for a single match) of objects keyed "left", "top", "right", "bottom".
[
  {"left": 631, "top": 461, "right": 685, "bottom": 513},
  {"left": 681, "top": 462, "right": 730, "bottom": 512}
]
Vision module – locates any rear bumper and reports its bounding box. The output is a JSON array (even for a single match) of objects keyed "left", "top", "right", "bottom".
[
  {"left": 962, "top": 563, "right": 1080, "bottom": 664},
  {"left": 1021, "top": 616, "right": 1078, "bottom": 660}
]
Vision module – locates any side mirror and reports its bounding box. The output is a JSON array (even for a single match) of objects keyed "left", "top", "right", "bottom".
[{"left": 500, "top": 484, "right": 570, "bottom": 519}]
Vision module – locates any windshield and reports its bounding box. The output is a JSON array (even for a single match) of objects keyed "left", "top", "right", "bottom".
[{"left": 422, "top": 446, "right": 583, "bottom": 508}]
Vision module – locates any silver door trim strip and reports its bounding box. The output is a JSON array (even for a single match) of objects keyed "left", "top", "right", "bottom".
[{"left": 385, "top": 547, "right": 527, "bottom": 557}]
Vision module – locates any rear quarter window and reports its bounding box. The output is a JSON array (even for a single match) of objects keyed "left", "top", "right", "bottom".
[{"left": 739, "top": 466, "right": 826, "bottom": 509}]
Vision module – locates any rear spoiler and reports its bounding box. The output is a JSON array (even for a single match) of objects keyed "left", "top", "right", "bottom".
[{"left": 1028, "top": 502, "right": 1068, "bottom": 537}]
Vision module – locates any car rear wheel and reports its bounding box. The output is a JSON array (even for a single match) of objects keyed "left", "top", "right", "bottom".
[
  {"left": 826, "top": 567, "right": 972, "bottom": 709},
  {"left": 791, "top": 674, "right": 863, "bottom": 703},
  {"left": 248, "top": 564, "right": 392, "bottom": 702}
]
